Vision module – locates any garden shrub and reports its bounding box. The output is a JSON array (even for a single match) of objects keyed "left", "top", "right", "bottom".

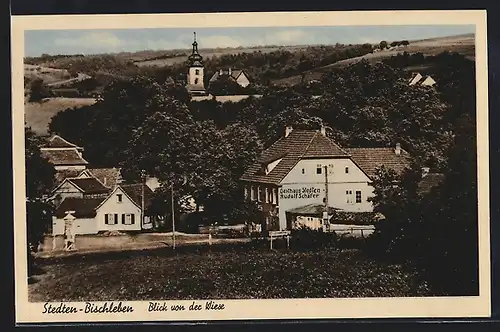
[{"left": 290, "top": 226, "right": 338, "bottom": 251}]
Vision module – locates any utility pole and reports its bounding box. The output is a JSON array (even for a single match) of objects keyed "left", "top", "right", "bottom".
[
  {"left": 323, "top": 165, "right": 329, "bottom": 232},
  {"left": 171, "top": 183, "right": 175, "bottom": 249},
  {"left": 141, "top": 170, "right": 146, "bottom": 229}
]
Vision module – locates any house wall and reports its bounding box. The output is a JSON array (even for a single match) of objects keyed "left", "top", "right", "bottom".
[
  {"left": 236, "top": 74, "right": 250, "bottom": 87},
  {"left": 276, "top": 158, "right": 374, "bottom": 230},
  {"left": 53, "top": 181, "right": 83, "bottom": 204},
  {"left": 52, "top": 216, "right": 97, "bottom": 235},
  {"left": 95, "top": 187, "right": 142, "bottom": 232}
]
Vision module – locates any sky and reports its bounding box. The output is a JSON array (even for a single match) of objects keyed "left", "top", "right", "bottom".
[{"left": 24, "top": 25, "right": 475, "bottom": 57}]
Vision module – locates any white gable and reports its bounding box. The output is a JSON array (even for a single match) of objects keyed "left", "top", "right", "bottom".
[{"left": 265, "top": 158, "right": 283, "bottom": 175}]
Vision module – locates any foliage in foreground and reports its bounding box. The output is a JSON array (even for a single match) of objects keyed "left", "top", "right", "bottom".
[
  {"left": 29, "top": 244, "right": 429, "bottom": 302},
  {"left": 366, "top": 113, "right": 478, "bottom": 296}
]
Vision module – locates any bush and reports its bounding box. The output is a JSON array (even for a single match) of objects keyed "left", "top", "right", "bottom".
[{"left": 290, "top": 226, "right": 338, "bottom": 251}]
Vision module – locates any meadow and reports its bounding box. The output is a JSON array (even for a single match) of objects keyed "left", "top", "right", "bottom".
[
  {"left": 24, "top": 97, "right": 97, "bottom": 135},
  {"left": 28, "top": 242, "right": 430, "bottom": 302}
]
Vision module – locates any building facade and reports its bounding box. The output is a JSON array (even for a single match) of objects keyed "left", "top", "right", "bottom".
[
  {"left": 240, "top": 125, "right": 412, "bottom": 231},
  {"left": 40, "top": 135, "right": 88, "bottom": 171}
]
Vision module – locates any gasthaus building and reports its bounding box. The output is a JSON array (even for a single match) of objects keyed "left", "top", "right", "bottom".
[{"left": 240, "top": 125, "right": 411, "bottom": 231}]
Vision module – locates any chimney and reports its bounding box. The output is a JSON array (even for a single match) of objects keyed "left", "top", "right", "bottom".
[
  {"left": 320, "top": 124, "right": 326, "bottom": 136},
  {"left": 395, "top": 143, "right": 401, "bottom": 156},
  {"left": 285, "top": 125, "right": 293, "bottom": 138},
  {"left": 422, "top": 167, "right": 430, "bottom": 177}
]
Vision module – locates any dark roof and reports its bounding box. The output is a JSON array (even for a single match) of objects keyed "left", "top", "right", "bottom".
[
  {"left": 43, "top": 135, "right": 82, "bottom": 150},
  {"left": 40, "top": 149, "right": 88, "bottom": 166},
  {"left": 286, "top": 204, "right": 341, "bottom": 216},
  {"left": 344, "top": 147, "right": 412, "bottom": 179},
  {"left": 86, "top": 168, "right": 122, "bottom": 188},
  {"left": 54, "top": 197, "right": 105, "bottom": 218},
  {"left": 240, "top": 129, "right": 349, "bottom": 185},
  {"left": 67, "top": 177, "right": 111, "bottom": 194},
  {"left": 418, "top": 173, "right": 445, "bottom": 195},
  {"left": 209, "top": 69, "right": 246, "bottom": 82},
  {"left": 121, "top": 183, "right": 155, "bottom": 208},
  {"left": 53, "top": 169, "right": 82, "bottom": 188}
]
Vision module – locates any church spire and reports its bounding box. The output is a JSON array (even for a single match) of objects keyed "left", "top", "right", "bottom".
[{"left": 188, "top": 31, "right": 203, "bottom": 67}]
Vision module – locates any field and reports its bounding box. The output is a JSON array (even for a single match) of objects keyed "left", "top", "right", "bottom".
[
  {"left": 24, "top": 97, "right": 97, "bottom": 135},
  {"left": 272, "top": 33, "right": 475, "bottom": 86},
  {"left": 24, "top": 64, "right": 73, "bottom": 85},
  {"left": 132, "top": 46, "right": 308, "bottom": 67},
  {"left": 28, "top": 243, "right": 430, "bottom": 302}
]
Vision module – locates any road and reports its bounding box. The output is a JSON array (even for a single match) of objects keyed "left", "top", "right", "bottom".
[{"left": 47, "top": 73, "right": 91, "bottom": 87}]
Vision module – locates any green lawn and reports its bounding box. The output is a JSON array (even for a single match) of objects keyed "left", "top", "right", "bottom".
[{"left": 29, "top": 242, "right": 430, "bottom": 302}]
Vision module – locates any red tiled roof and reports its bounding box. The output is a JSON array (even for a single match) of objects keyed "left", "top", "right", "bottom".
[
  {"left": 418, "top": 173, "right": 445, "bottom": 195},
  {"left": 86, "top": 168, "right": 122, "bottom": 188},
  {"left": 240, "top": 129, "right": 349, "bottom": 185},
  {"left": 68, "top": 178, "right": 111, "bottom": 194},
  {"left": 121, "top": 183, "right": 154, "bottom": 208},
  {"left": 40, "top": 149, "right": 88, "bottom": 166},
  {"left": 54, "top": 197, "right": 105, "bottom": 218},
  {"left": 344, "top": 147, "right": 412, "bottom": 179}
]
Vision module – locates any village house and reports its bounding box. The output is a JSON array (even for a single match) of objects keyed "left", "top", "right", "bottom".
[
  {"left": 208, "top": 68, "right": 251, "bottom": 88},
  {"left": 409, "top": 72, "right": 437, "bottom": 87},
  {"left": 52, "top": 183, "right": 155, "bottom": 236},
  {"left": 40, "top": 134, "right": 88, "bottom": 171},
  {"left": 50, "top": 176, "right": 111, "bottom": 207},
  {"left": 240, "top": 125, "right": 413, "bottom": 231}
]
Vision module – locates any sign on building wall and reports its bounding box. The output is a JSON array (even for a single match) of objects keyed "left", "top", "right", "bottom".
[{"left": 279, "top": 186, "right": 322, "bottom": 200}]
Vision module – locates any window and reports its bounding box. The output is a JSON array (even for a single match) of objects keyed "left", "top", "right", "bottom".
[
  {"left": 345, "top": 167, "right": 349, "bottom": 174},
  {"left": 316, "top": 165, "right": 322, "bottom": 174},
  {"left": 122, "top": 214, "right": 135, "bottom": 225},
  {"left": 302, "top": 168, "right": 305, "bottom": 174},
  {"left": 194, "top": 78, "right": 199, "bottom": 84},
  {"left": 257, "top": 186, "right": 262, "bottom": 202},
  {"left": 244, "top": 187, "right": 249, "bottom": 200},
  {"left": 117, "top": 194, "right": 123, "bottom": 203},
  {"left": 195, "top": 69, "right": 200, "bottom": 75},
  {"left": 355, "top": 190, "right": 362, "bottom": 203},
  {"left": 346, "top": 190, "right": 354, "bottom": 204},
  {"left": 250, "top": 186, "right": 255, "bottom": 201},
  {"left": 265, "top": 188, "right": 269, "bottom": 203},
  {"left": 105, "top": 213, "right": 118, "bottom": 225}
]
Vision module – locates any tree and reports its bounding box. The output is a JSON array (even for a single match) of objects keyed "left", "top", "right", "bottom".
[
  {"left": 379, "top": 40, "right": 388, "bottom": 50},
  {"left": 28, "top": 78, "right": 52, "bottom": 102},
  {"left": 25, "top": 127, "right": 55, "bottom": 277}
]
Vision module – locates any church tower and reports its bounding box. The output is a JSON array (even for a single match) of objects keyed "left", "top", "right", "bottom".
[{"left": 186, "top": 32, "right": 206, "bottom": 96}]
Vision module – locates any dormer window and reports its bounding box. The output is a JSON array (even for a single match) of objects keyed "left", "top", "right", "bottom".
[{"left": 264, "top": 158, "right": 283, "bottom": 175}]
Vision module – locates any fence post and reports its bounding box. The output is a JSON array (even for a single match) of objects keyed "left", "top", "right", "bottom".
[
  {"left": 270, "top": 233, "right": 273, "bottom": 250},
  {"left": 286, "top": 235, "right": 290, "bottom": 249}
]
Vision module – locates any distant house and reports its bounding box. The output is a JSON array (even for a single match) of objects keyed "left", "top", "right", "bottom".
[
  {"left": 52, "top": 183, "right": 155, "bottom": 235},
  {"left": 40, "top": 135, "right": 88, "bottom": 171},
  {"left": 209, "top": 68, "right": 251, "bottom": 88},
  {"left": 77, "top": 168, "right": 123, "bottom": 189},
  {"left": 51, "top": 177, "right": 111, "bottom": 207},
  {"left": 417, "top": 170, "right": 445, "bottom": 195},
  {"left": 409, "top": 72, "right": 437, "bottom": 87}
]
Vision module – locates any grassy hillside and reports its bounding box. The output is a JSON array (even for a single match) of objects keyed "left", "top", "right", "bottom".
[
  {"left": 25, "top": 97, "right": 97, "bottom": 135},
  {"left": 272, "top": 33, "right": 475, "bottom": 86}
]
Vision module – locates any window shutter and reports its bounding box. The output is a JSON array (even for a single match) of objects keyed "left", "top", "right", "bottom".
[
  {"left": 131, "top": 214, "right": 135, "bottom": 225},
  {"left": 114, "top": 213, "right": 118, "bottom": 225},
  {"left": 122, "top": 214, "right": 125, "bottom": 224},
  {"left": 105, "top": 214, "right": 108, "bottom": 224}
]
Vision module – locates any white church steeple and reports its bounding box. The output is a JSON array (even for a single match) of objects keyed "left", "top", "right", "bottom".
[{"left": 186, "top": 32, "right": 206, "bottom": 96}]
